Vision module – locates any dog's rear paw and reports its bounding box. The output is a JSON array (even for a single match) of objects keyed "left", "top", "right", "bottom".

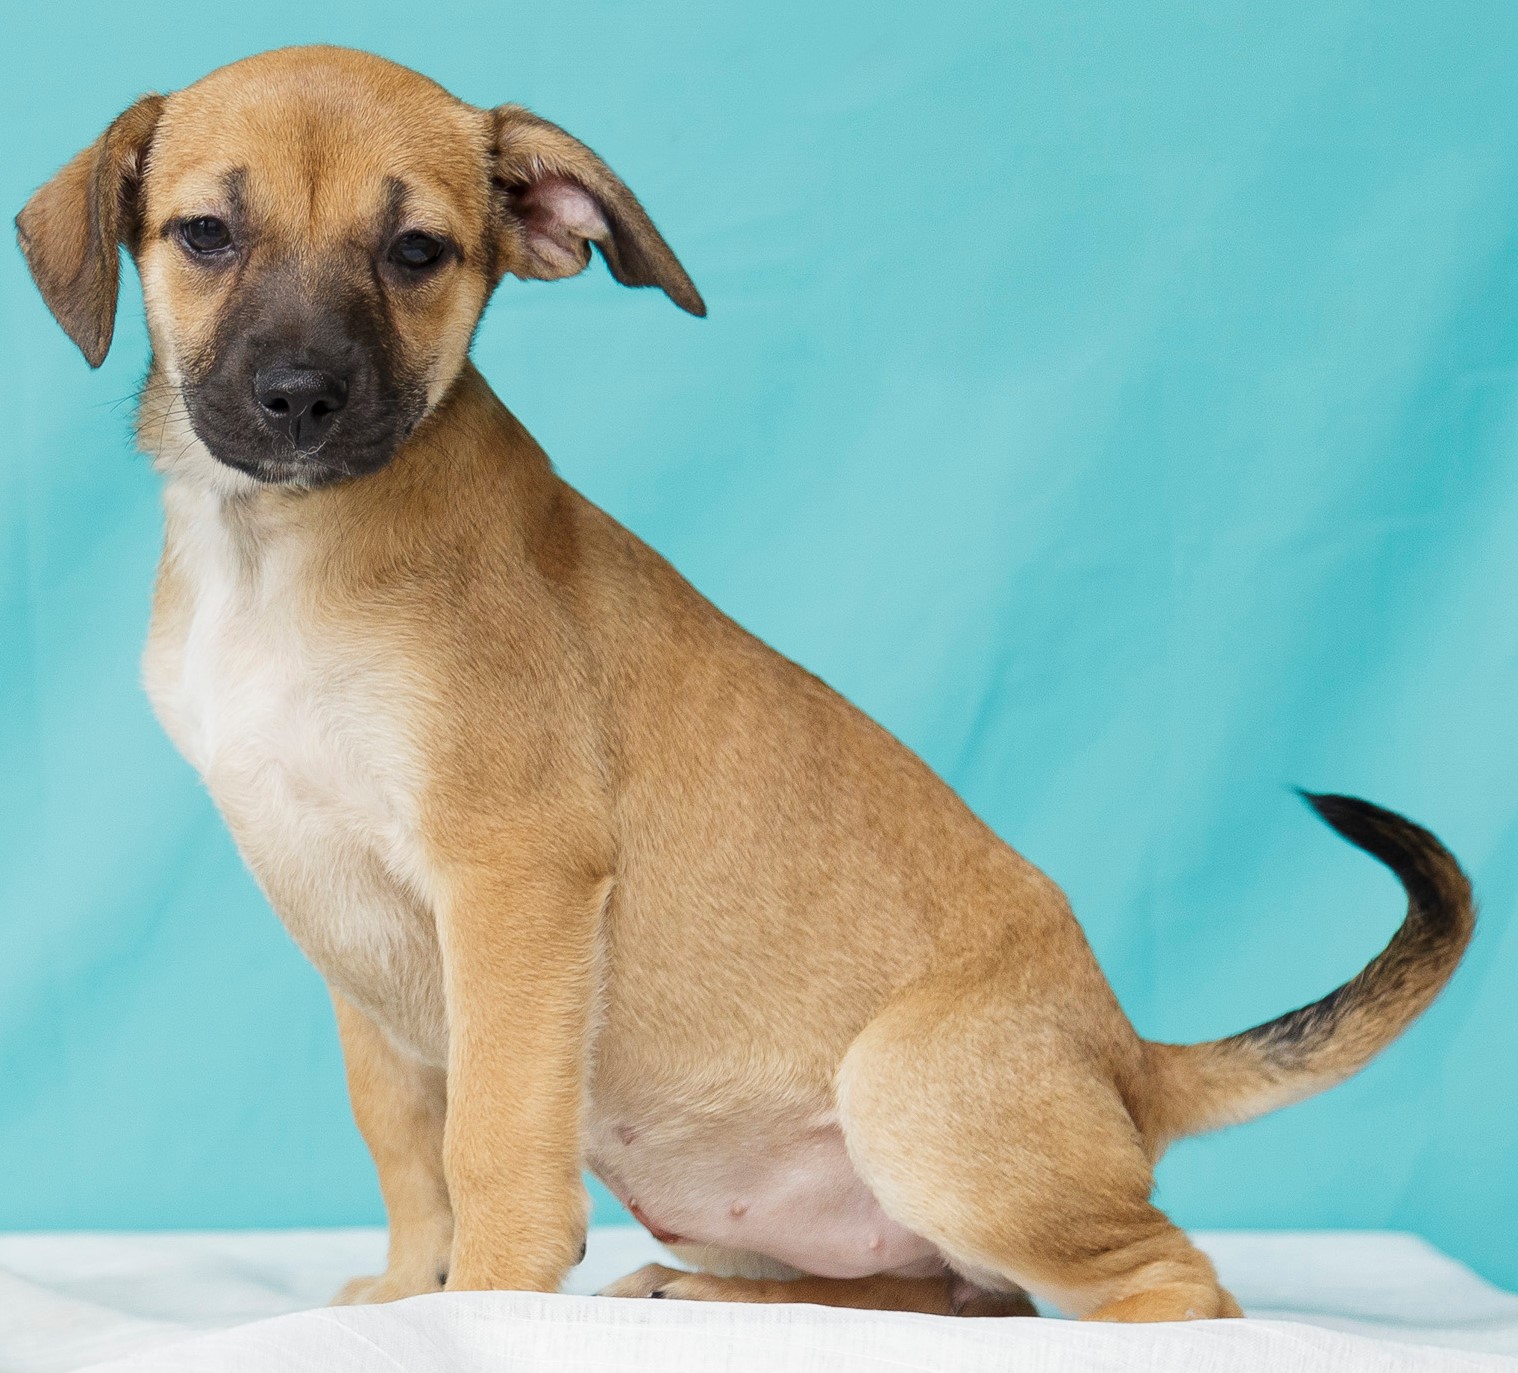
[{"left": 599, "top": 1263, "right": 722, "bottom": 1301}]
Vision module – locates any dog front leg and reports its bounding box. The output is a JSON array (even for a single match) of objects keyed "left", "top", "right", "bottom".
[
  {"left": 434, "top": 838, "right": 608, "bottom": 1293},
  {"left": 330, "top": 991, "right": 453, "bottom": 1304}
]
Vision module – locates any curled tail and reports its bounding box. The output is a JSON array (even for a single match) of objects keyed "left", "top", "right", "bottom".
[{"left": 1147, "top": 793, "right": 1475, "bottom": 1142}]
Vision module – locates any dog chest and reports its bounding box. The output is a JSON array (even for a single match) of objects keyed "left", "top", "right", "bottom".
[{"left": 143, "top": 487, "right": 448, "bottom": 1061}]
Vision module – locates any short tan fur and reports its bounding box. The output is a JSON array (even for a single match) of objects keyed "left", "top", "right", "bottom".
[{"left": 18, "top": 47, "right": 1475, "bottom": 1322}]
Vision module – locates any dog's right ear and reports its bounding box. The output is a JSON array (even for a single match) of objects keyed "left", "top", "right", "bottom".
[{"left": 16, "top": 95, "right": 165, "bottom": 368}]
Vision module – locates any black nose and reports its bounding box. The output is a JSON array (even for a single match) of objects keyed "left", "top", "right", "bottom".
[{"left": 252, "top": 366, "right": 348, "bottom": 447}]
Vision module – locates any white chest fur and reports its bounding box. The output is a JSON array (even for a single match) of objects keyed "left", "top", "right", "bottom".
[{"left": 143, "top": 484, "right": 448, "bottom": 1062}]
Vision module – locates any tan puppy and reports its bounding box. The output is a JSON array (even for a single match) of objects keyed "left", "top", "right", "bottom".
[{"left": 18, "top": 46, "right": 1474, "bottom": 1323}]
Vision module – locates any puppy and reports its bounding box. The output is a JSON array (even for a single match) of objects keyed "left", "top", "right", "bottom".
[{"left": 17, "top": 46, "right": 1474, "bottom": 1322}]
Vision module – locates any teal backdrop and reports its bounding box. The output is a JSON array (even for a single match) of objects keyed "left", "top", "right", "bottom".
[{"left": 3, "top": 2, "right": 1516, "bottom": 1289}]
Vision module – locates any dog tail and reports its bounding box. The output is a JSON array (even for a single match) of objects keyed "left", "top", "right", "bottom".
[{"left": 1145, "top": 793, "right": 1474, "bottom": 1143}]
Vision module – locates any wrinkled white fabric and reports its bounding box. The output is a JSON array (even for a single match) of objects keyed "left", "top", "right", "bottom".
[{"left": 0, "top": 1228, "right": 1512, "bottom": 1373}]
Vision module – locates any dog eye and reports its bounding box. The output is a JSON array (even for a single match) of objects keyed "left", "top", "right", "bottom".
[
  {"left": 180, "top": 217, "right": 232, "bottom": 254},
  {"left": 390, "top": 231, "right": 446, "bottom": 270}
]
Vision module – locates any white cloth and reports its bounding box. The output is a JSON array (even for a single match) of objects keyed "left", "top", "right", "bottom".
[{"left": 0, "top": 1227, "right": 1513, "bottom": 1372}]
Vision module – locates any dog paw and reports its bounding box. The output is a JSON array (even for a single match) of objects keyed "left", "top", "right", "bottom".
[
  {"left": 952, "top": 1283, "right": 1039, "bottom": 1318},
  {"left": 332, "top": 1266, "right": 447, "bottom": 1305},
  {"left": 599, "top": 1263, "right": 727, "bottom": 1301}
]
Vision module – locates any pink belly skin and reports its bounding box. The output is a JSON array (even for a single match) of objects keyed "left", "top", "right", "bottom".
[{"left": 596, "top": 1118, "right": 941, "bottom": 1280}]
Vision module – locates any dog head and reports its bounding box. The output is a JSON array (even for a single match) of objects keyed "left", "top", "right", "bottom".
[{"left": 16, "top": 46, "right": 703, "bottom": 490}]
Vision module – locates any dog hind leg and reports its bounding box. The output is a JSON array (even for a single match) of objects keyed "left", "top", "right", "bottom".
[{"left": 835, "top": 981, "right": 1242, "bottom": 1323}]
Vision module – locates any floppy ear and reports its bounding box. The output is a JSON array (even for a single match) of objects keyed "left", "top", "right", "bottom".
[
  {"left": 16, "top": 94, "right": 165, "bottom": 367},
  {"left": 489, "top": 105, "right": 705, "bottom": 317}
]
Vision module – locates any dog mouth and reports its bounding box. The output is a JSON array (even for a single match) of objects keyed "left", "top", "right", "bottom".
[
  {"left": 193, "top": 432, "right": 402, "bottom": 489},
  {"left": 179, "top": 386, "right": 422, "bottom": 490},
  {"left": 211, "top": 447, "right": 367, "bottom": 488}
]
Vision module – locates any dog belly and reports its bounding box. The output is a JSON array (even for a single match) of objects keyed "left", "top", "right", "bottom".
[{"left": 585, "top": 1110, "right": 939, "bottom": 1280}]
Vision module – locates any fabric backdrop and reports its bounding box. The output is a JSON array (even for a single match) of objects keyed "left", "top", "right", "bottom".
[{"left": 2, "top": 1, "right": 1515, "bottom": 1290}]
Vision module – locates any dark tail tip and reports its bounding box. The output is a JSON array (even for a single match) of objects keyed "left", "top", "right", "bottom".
[
  {"left": 1148, "top": 791, "right": 1475, "bottom": 1141},
  {"left": 1297, "top": 790, "right": 1473, "bottom": 936}
]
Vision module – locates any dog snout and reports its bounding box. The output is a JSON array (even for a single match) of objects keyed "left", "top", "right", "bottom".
[{"left": 252, "top": 365, "right": 349, "bottom": 448}]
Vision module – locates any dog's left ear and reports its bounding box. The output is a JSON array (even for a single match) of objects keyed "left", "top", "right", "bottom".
[
  {"left": 16, "top": 94, "right": 166, "bottom": 367},
  {"left": 489, "top": 106, "right": 705, "bottom": 317}
]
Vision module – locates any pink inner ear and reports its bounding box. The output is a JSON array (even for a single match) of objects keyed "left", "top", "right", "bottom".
[{"left": 514, "top": 174, "right": 610, "bottom": 276}]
